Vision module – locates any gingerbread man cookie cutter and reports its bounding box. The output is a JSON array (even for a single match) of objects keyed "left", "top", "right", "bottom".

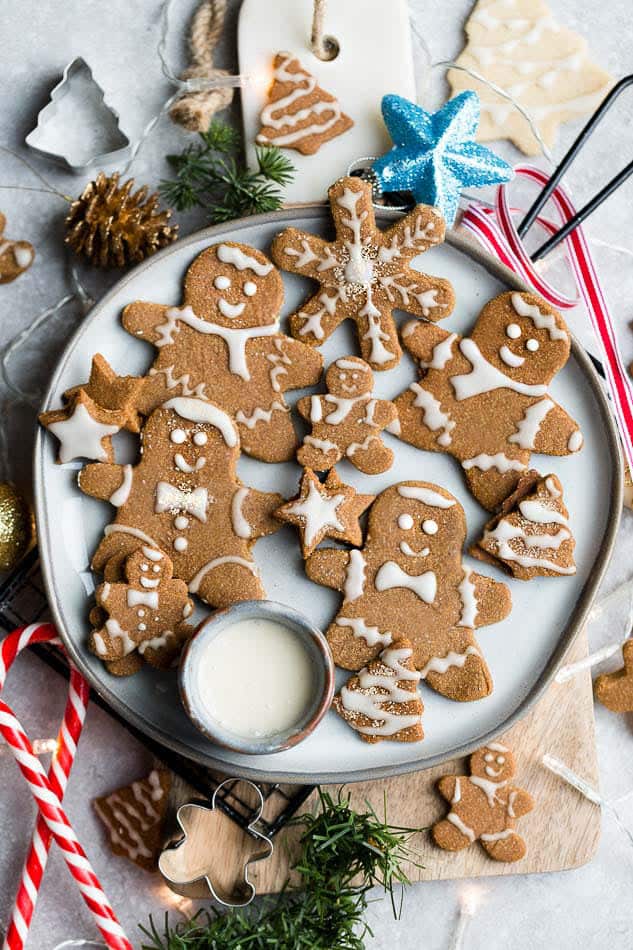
[{"left": 158, "top": 779, "right": 273, "bottom": 907}]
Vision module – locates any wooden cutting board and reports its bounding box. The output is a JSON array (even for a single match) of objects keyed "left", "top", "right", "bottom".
[{"left": 165, "top": 630, "right": 600, "bottom": 898}]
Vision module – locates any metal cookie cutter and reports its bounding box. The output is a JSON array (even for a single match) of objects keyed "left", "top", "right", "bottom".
[
  {"left": 158, "top": 779, "right": 274, "bottom": 907},
  {"left": 25, "top": 57, "right": 131, "bottom": 174}
]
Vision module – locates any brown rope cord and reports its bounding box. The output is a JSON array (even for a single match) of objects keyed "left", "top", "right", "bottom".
[
  {"left": 311, "top": 0, "right": 328, "bottom": 60},
  {"left": 170, "top": 0, "right": 233, "bottom": 132}
]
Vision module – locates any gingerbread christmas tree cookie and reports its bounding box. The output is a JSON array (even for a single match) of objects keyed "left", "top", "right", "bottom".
[
  {"left": 94, "top": 768, "right": 171, "bottom": 871},
  {"left": 78, "top": 397, "right": 283, "bottom": 610},
  {"left": 595, "top": 641, "right": 633, "bottom": 713},
  {"left": 333, "top": 638, "right": 423, "bottom": 743},
  {"left": 432, "top": 743, "right": 534, "bottom": 862},
  {"left": 0, "top": 212, "right": 34, "bottom": 283},
  {"left": 305, "top": 481, "right": 511, "bottom": 702},
  {"left": 122, "top": 241, "right": 323, "bottom": 463},
  {"left": 257, "top": 52, "right": 353, "bottom": 155},
  {"left": 275, "top": 468, "right": 373, "bottom": 558},
  {"left": 471, "top": 471, "right": 575, "bottom": 579},
  {"left": 394, "top": 291, "right": 583, "bottom": 511},
  {"left": 89, "top": 546, "right": 194, "bottom": 676},
  {"left": 296, "top": 357, "right": 397, "bottom": 475},
  {"left": 271, "top": 176, "right": 455, "bottom": 371}
]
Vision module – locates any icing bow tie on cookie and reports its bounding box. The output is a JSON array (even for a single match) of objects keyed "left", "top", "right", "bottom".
[{"left": 155, "top": 482, "right": 208, "bottom": 522}]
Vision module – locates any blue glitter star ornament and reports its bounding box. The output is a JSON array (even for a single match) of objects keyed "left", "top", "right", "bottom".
[{"left": 373, "top": 91, "right": 513, "bottom": 227}]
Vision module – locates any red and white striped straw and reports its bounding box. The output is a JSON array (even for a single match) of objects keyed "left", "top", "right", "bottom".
[{"left": 0, "top": 623, "right": 131, "bottom": 950}]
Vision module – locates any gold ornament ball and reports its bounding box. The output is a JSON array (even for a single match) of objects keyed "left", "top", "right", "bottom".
[{"left": 0, "top": 483, "right": 35, "bottom": 571}]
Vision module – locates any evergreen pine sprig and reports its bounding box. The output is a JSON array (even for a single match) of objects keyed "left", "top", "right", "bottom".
[
  {"left": 160, "top": 122, "right": 295, "bottom": 223},
  {"left": 140, "top": 788, "right": 424, "bottom": 950}
]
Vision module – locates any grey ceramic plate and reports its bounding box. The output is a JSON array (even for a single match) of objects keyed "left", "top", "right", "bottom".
[{"left": 34, "top": 205, "right": 623, "bottom": 784}]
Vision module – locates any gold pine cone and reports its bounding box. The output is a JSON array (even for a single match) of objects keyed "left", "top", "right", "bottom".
[
  {"left": 65, "top": 172, "right": 178, "bottom": 269},
  {"left": 0, "top": 483, "right": 35, "bottom": 572}
]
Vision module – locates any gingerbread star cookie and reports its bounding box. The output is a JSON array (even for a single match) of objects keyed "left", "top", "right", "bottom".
[
  {"left": 296, "top": 356, "right": 398, "bottom": 475},
  {"left": 271, "top": 176, "right": 455, "bottom": 371},
  {"left": 40, "top": 390, "right": 122, "bottom": 464},
  {"left": 94, "top": 768, "right": 171, "bottom": 871},
  {"left": 333, "top": 638, "right": 423, "bottom": 744},
  {"left": 432, "top": 743, "right": 534, "bottom": 862},
  {"left": 257, "top": 52, "right": 353, "bottom": 155},
  {"left": 64, "top": 353, "right": 145, "bottom": 433},
  {"left": 275, "top": 468, "right": 373, "bottom": 558},
  {"left": 595, "top": 641, "right": 633, "bottom": 713},
  {"left": 471, "top": 471, "right": 575, "bottom": 579},
  {"left": 0, "top": 212, "right": 34, "bottom": 283}
]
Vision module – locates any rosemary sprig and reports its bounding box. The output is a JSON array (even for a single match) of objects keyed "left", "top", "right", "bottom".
[
  {"left": 160, "top": 121, "right": 295, "bottom": 223},
  {"left": 140, "top": 788, "right": 424, "bottom": 950}
]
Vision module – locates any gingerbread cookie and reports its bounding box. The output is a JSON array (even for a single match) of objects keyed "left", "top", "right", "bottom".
[
  {"left": 40, "top": 390, "right": 122, "bottom": 464},
  {"left": 122, "top": 241, "right": 323, "bottom": 463},
  {"left": 471, "top": 471, "right": 575, "bottom": 579},
  {"left": 89, "top": 546, "right": 194, "bottom": 676},
  {"left": 94, "top": 768, "right": 170, "bottom": 871},
  {"left": 432, "top": 743, "right": 534, "bottom": 862},
  {"left": 296, "top": 357, "right": 397, "bottom": 474},
  {"left": 595, "top": 640, "right": 633, "bottom": 713},
  {"left": 275, "top": 468, "right": 373, "bottom": 558},
  {"left": 0, "top": 213, "right": 34, "bottom": 283},
  {"left": 394, "top": 291, "right": 583, "bottom": 511},
  {"left": 271, "top": 176, "right": 455, "bottom": 371},
  {"left": 63, "top": 353, "right": 145, "bottom": 433},
  {"left": 333, "top": 638, "right": 423, "bottom": 743},
  {"left": 305, "top": 481, "right": 511, "bottom": 701},
  {"left": 257, "top": 52, "right": 353, "bottom": 155},
  {"left": 78, "top": 397, "right": 283, "bottom": 609}
]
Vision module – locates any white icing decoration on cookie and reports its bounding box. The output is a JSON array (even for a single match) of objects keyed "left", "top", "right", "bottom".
[
  {"left": 487, "top": 742, "right": 509, "bottom": 753},
  {"left": 13, "top": 246, "right": 32, "bottom": 268},
  {"left": 104, "top": 524, "right": 160, "bottom": 548},
  {"left": 105, "top": 618, "right": 136, "bottom": 656},
  {"left": 101, "top": 582, "right": 111, "bottom": 602},
  {"left": 218, "top": 298, "right": 245, "bottom": 319},
  {"left": 337, "top": 616, "right": 393, "bottom": 648},
  {"left": 481, "top": 829, "right": 514, "bottom": 842},
  {"left": 568, "top": 429, "right": 583, "bottom": 452},
  {"left": 518, "top": 498, "right": 568, "bottom": 525},
  {"left": 397, "top": 484, "right": 455, "bottom": 508},
  {"left": 346, "top": 433, "right": 380, "bottom": 457},
  {"left": 422, "top": 519, "right": 438, "bottom": 535},
  {"left": 361, "top": 303, "right": 394, "bottom": 366},
  {"left": 457, "top": 568, "right": 478, "bottom": 628},
  {"left": 174, "top": 537, "right": 188, "bottom": 552},
  {"left": 235, "top": 401, "right": 287, "bottom": 428},
  {"left": 452, "top": 778, "right": 462, "bottom": 804},
  {"left": 193, "top": 431, "right": 207, "bottom": 446},
  {"left": 284, "top": 480, "right": 345, "bottom": 547},
  {"left": 508, "top": 397, "right": 554, "bottom": 449},
  {"left": 375, "top": 561, "right": 437, "bottom": 604},
  {"left": 174, "top": 453, "right": 206, "bottom": 474},
  {"left": 216, "top": 243, "right": 273, "bottom": 276},
  {"left": 462, "top": 453, "right": 526, "bottom": 473},
  {"left": 297, "top": 289, "right": 340, "bottom": 340},
  {"left": 150, "top": 365, "right": 207, "bottom": 399},
  {"left": 93, "top": 633, "right": 108, "bottom": 656},
  {"left": 526, "top": 338, "right": 539, "bottom": 352},
  {"left": 142, "top": 547, "right": 163, "bottom": 561},
  {"left": 344, "top": 549, "right": 366, "bottom": 603},
  {"left": 506, "top": 323, "right": 521, "bottom": 339},
  {"left": 339, "top": 645, "right": 421, "bottom": 737},
  {"left": 48, "top": 402, "right": 119, "bottom": 464},
  {"left": 267, "top": 338, "right": 292, "bottom": 392},
  {"left": 499, "top": 344, "right": 525, "bottom": 368},
  {"left": 447, "top": 812, "right": 475, "bottom": 843},
  {"left": 419, "top": 332, "right": 458, "bottom": 370},
  {"left": 170, "top": 428, "right": 186, "bottom": 444},
  {"left": 109, "top": 464, "right": 133, "bottom": 507},
  {"left": 398, "top": 513, "right": 414, "bottom": 530},
  {"left": 410, "top": 383, "right": 455, "bottom": 447},
  {"left": 451, "top": 338, "right": 547, "bottom": 400},
  {"left": 385, "top": 417, "right": 401, "bottom": 436},
  {"left": 545, "top": 476, "right": 561, "bottom": 497},
  {"left": 304, "top": 434, "right": 337, "bottom": 454},
  {"left": 138, "top": 631, "right": 176, "bottom": 654},
  {"left": 231, "top": 487, "right": 251, "bottom": 539},
  {"left": 188, "top": 555, "right": 259, "bottom": 594},
  {"left": 140, "top": 577, "right": 160, "bottom": 589},
  {"left": 155, "top": 482, "right": 208, "bottom": 522},
  {"left": 400, "top": 542, "right": 430, "bottom": 558},
  {"left": 127, "top": 590, "right": 159, "bottom": 609},
  {"left": 511, "top": 293, "right": 568, "bottom": 342},
  {"left": 324, "top": 393, "right": 368, "bottom": 424},
  {"left": 336, "top": 358, "right": 364, "bottom": 371},
  {"left": 470, "top": 775, "right": 506, "bottom": 807},
  {"left": 420, "top": 645, "right": 480, "bottom": 678},
  {"left": 309, "top": 395, "right": 323, "bottom": 422},
  {"left": 483, "top": 519, "right": 575, "bottom": 573},
  {"left": 214, "top": 276, "right": 230, "bottom": 290},
  {"left": 163, "top": 397, "right": 238, "bottom": 447}
]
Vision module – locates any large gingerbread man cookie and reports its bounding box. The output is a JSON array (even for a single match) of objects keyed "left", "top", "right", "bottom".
[
  {"left": 296, "top": 357, "right": 397, "bottom": 474},
  {"left": 305, "top": 481, "right": 511, "bottom": 701},
  {"left": 122, "top": 241, "right": 323, "bottom": 462},
  {"left": 271, "top": 176, "right": 455, "bottom": 371},
  {"left": 78, "top": 396, "right": 283, "bottom": 609},
  {"left": 432, "top": 742, "right": 534, "bottom": 862},
  {"left": 394, "top": 291, "right": 583, "bottom": 510},
  {"left": 90, "top": 546, "right": 194, "bottom": 676}
]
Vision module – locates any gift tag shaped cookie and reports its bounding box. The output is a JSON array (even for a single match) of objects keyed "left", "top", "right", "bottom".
[
  {"left": 239, "top": 0, "right": 416, "bottom": 201},
  {"left": 394, "top": 291, "right": 583, "bottom": 511},
  {"left": 432, "top": 743, "right": 534, "bottom": 862},
  {"left": 94, "top": 768, "right": 171, "bottom": 871},
  {"left": 305, "top": 481, "right": 511, "bottom": 702},
  {"left": 159, "top": 781, "right": 273, "bottom": 906},
  {"left": 0, "top": 213, "right": 34, "bottom": 283}
]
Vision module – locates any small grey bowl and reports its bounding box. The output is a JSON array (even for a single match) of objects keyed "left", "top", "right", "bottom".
[{"left": 179, "top": 600, "right": 335, "bottom": 755}]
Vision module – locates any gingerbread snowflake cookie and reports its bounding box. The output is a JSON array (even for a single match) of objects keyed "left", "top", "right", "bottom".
[
  {"left": 271, "top": 176, "right": 455, "bottom": 371},
  {"left": 305, "top": 481, "right": 511, "bottom": 701},
  {"left": 595, "top": 641, "right": 633, "bottom": 713},
  {"left": 257, "top": 52, "right": 353, "bottom": 154},
  {"left": 394, "top": 291, "right": 583, "bottom": 511},
  {"left": 296, "top": 357, "right": 397, "bottom": 475},
  {"left": 471, "top": 471, "right": 575, "bottom": 579},
  {"left": 0, "top": 213, "right": 34, "bottom": 283},
  {"left": 123, "top": 241, "right": 323, "bottom": 462},
  {"left": 333, "top": 638, "right": 423, "bottom": 743},
  {"left": 275, "top": 468, "right": 373, "bottom": 558},
  {"left": 90, "top": 546, "right": 194, "bottom": 676},
  {"left": 94, "top": 768, "right": 170, "bottom": 871},
  {"left": 432, "top": 743, "right": 534, "bottom": 862},
  {"left": 78, "top": 396, "right": 283, "bottom": 609}
]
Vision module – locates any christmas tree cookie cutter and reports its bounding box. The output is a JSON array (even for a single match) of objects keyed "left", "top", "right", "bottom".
[
  {"left": 25, "top": 58, "right": 131, "bottom": 173},
  {"left": 158, "top": 779, "right": 274, "bottom": 907}
]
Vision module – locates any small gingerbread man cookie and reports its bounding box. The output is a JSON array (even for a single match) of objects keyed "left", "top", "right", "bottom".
[
  {"left": 296, "top": 357, "right": 397, "bottom": 475},
  {"left": 333, "top": 638, "right": 423, "bottom": 743},
  {"left": 90, "top": 546, "right": 194, "bottom": 676},
  {"left": 0, "top": 212, "right": 34, "bottom": 283},
  {"left": 275, "top": 468, "right": 373, "bottom": 558},
  {"left": 305, "top": 481, "right": 511, "bottom": 702},
  {"left": 394, "top": 291, "right": 583, "bottom": 510},
  {"left": 432, "top": 743, "right": 534, "bottom": 862},
  {"left": 595, "top": 640, "right": 633, "bottom": 713},
  {"left": 122, "top": 241, "right": 323, "bottom": 462},
  {"left": 271, "top": 176, "right": 455, "bottom": 371}
]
